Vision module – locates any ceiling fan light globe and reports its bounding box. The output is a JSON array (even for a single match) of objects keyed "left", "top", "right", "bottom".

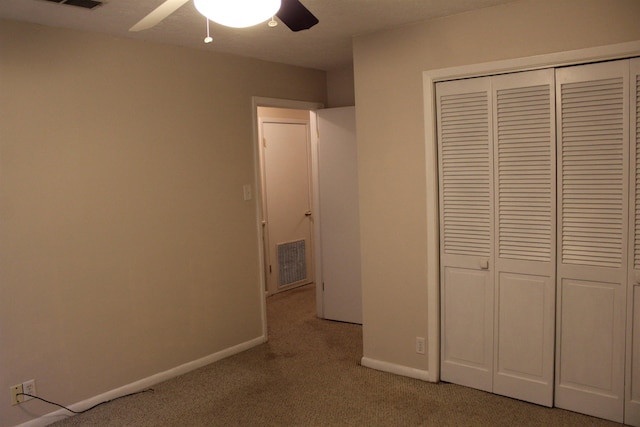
[{"left": 193, "top": 0, "right": 281, "bottom": 28}]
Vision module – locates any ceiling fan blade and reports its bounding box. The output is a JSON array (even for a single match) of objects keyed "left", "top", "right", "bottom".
[
  {"left": 276, "top": 0, "right": 318, "bottom": 32},
  {"left": 129, "top": 0, "right": 190, "bottom": 32}
]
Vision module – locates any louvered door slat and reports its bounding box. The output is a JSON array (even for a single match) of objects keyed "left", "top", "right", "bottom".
[
  {"left": 560, "top": 77, "right": 625, "bottom": 268},
  {"left": 496, "top": 84, "right": 553, "bottom": 263},
  {"left": 440, "top": 90, "right": 491, "bottom": 257}
]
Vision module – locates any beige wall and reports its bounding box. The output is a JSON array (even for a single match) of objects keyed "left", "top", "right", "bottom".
[
  {"left": 353, "top": 0, "right": 640, "bottom": 373},
  {"left": 0, "top": 20, "right": 326, "bottom": 427},
  {"left": 327, "top": 65, "right": 355, "bottom": 108}
]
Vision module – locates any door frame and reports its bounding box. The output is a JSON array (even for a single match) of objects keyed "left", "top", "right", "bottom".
[
  {"left": 251, "top": 97, "right": 324, "bottom": 339},
  {"left": 422, "top": 40, "right": 640, "bottom": 383}
]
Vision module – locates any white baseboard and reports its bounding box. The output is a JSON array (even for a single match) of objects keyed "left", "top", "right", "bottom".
[
  {"left": 15, "top": 335, "right": 267, "bottom": 427},
  {"left": 360, "top": 356, "right": 431, "bottom": 382}
]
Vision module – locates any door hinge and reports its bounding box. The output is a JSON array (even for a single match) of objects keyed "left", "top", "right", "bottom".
[
  {"left": 269, "top": 265, "right": 272, "bottom": 273},
  {"left": 263, "top": 137, "right": 267, "bottom": 148},
  {"left": 322, "top": 282, "right": 325, "bottom": 291}
]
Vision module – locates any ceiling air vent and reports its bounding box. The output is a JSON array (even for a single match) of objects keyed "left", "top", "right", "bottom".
[{"left": 44, "top": 0, "right": 103, "bottom": 9}]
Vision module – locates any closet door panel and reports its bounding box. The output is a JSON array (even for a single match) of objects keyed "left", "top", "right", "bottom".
[
  {"left": 627, "top": 57, "right": 640, "bottom": 427},
  {"left": 560, "top": 279, "right": 618, "bottom": 389},
  {"left": 495, "top": 273, "right": 547, "bottom": 377},
  {"left": 441, "top": 265, "right": 493, "bottom": 390},
  {"left": 492, "top": 69, "right": 556, "bottom": 407},
  {"left": 556, "top": 60, "right": 629, "bottom": 423},
  {"left": 437, "top": 77, "right": 494, "bottom": 392}
]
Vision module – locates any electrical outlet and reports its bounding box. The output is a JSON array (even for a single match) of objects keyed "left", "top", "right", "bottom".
[
  {"left": 10, "top": 384, "right": 23, "bottom": 405},
  {"left": 416, "top": 337, "right": 426, "bottom": 355},
  {"left": 22, "top": 380, "right": 36, "bottom": 402}
]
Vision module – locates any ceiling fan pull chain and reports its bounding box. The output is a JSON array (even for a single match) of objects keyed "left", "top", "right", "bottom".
[{"left": 204, "top": 18, "right": 213, "bottom": 43}]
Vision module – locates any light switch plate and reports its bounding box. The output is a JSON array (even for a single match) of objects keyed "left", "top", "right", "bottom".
[{"left": 243, "top": 184, "right": 252, "bottom": 201}]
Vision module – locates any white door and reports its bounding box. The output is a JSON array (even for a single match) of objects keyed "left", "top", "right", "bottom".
[
  {"left": 626, "top": 57, "right": 640, "bottom": 427},
  {"left": 437, "top": 76, "right": 495, "bottom": 392},
  {"left": 261, "top": 120, "right": 314, "bottom": 295},
  {"left": 491, "top": 69, "right": 556, "bottom": 407},
  {"left": 316, "top": 106, "right": 362, "bottom": 324},
  {"left": 438, "top": 59, "right": 639, "bottom": 424},
  {"left": 555, "top": 60, "right": 629, "bottom": 423},
  {"left": 437, "top": 69, "right": 556, "bottom": 405}
]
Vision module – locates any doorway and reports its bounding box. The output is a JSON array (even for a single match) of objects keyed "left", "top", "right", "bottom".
[
  {"left": 252, "top": 97, "right": 323, "bottom": 339},
  {"left": 258, "top": 107, "right": 315, "bottom": 296},
  {"left": 252, "top": 98, "right": 363, "bottom": 332}
]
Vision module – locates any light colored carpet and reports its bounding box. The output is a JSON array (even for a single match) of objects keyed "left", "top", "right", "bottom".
[{"left": 50, "top": 284, "right": 623, "bottom": 426}]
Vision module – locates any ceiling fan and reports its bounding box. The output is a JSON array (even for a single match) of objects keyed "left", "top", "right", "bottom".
[{"left": 129, "top": 0, "right": 319, "bottom": 33}]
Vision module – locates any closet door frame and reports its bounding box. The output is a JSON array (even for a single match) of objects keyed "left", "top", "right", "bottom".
[{"left": 423, "top": 41, "right": 640, "bottom": 384}]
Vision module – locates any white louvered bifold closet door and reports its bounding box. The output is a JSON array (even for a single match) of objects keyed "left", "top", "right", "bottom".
[
  {"left": 491, "top": 69, "right": 556, "bottom": 407},
  {"left": 437, "top": 77, "right": 495, "bottom": 393},
  {"left": 555, "top": 60, "right": 630, "bottom": 423},
  {"left": 627, "top": 57, "right": 640, "bottom": 427},
  {"left": 437, "top": 70, "right": 556, "bottom": 405}
]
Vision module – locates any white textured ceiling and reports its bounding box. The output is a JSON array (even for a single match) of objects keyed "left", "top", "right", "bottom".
[{"left": 0, "top": 0, "right": 518, "bottom": 71}]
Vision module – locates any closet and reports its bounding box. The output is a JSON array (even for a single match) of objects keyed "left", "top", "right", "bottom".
[{"left": 436, "top": 58, "right": 640, "bottom": 425}]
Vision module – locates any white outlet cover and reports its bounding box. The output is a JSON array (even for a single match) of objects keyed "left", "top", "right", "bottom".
[{"left": 22, "top": 380, "right": 35, "bottom": 401}]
